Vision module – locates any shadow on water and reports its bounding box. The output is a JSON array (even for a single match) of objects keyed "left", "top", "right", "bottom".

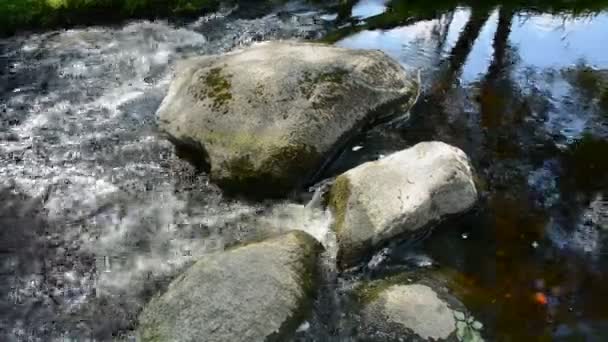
[{"left": 330, "top": 0, "right": 608, "bottom": 340}]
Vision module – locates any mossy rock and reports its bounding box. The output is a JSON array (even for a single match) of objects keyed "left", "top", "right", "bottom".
[
  {"left": 351, "top": 271, "right": 485, "bottom": 342},
  {"left": 137, "top": 230, "right": 322, "bottom": 342},
  {"left": 158, "top": 41, "right": 418, "bottom": 198},
  {"left": 326, "top": 142, "right": 478, "bottom": 269}
]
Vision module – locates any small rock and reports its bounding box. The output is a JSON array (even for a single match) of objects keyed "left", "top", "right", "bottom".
[
  {"left": 364, "top": 284, "right": 456, "bottom": 340},
  {"left": 354, "top": 273, "right": 483, "bottom": 341},
  {"left": 328, "top": 142, "right": 478, "bottom": 268}
]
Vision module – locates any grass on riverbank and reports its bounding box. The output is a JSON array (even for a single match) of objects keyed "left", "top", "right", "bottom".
[{"left": 0, "top": 0, "right": 220, "bottom": 36}]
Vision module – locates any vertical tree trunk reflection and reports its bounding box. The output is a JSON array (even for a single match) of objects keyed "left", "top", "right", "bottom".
[{"left": 434, "top": 7, "right": 491, "bottom": 92}]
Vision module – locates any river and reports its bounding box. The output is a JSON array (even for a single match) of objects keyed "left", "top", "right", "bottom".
[{"left": 1, "top": 1, "right": 607, "bottom": 341}]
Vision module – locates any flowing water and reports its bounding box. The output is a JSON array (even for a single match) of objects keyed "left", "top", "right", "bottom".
[{"left": 1, "top": 1, "right": 607, "bottom": 341}]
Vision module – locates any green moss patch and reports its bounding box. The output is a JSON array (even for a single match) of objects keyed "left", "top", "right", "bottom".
[
  {"left": 266, "top": 230, "right": 323, "bottom": 342},
  {"left": 189, "top": 67, "right": 233, "bottom": 111},
  {"left": 327, "top": 175, "right": 351, "bottom": 235},
  {"left": 214, "top": 143, "right": 321, "bottom": 198},
  {"left": 204, "top": 67, "right": 233, "bottom": 111},
  {"left": 354, "top": 273, "right": 414, "bottom": 305}
]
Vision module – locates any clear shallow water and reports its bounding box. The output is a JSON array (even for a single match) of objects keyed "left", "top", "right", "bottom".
[
  {"left": 1, "top": 1, "right": 607, "bottom": 341},
  {"left": 332, "top": 3, "right": 608, "bottom": 341}
]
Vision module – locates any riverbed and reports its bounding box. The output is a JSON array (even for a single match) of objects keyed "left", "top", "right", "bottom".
[{"left": 1, "top": 1, "right": 607, "bottom": 340}]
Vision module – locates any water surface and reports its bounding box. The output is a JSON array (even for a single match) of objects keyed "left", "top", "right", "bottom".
[
  {"left": 1, "top": 0, "right": 608, "bottom": 341},
  {"left": 333, "top": 2, "right": 608, "bottom": 340}
]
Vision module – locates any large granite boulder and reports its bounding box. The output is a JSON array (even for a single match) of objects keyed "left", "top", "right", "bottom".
[
  {"left": 157, "top": 41, "right": 418, "bottom": 197},
  {"left": 137, "top": 231, "right": 322, "bottom": 342},
  {"left": 328, "top": 142, "right": 478, "bottom": 268}
]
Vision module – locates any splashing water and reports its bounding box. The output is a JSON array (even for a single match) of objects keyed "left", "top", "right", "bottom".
[{"left": 0, "top": 4, "right": 335, "bottom": 340}]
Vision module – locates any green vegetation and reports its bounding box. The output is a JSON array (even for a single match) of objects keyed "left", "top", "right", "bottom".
[
  {"left": 354, "top": 273, "right": 413, "bottom": 304},
  {"left": 0, "top": 0, "right": 220, "bottom": 36},
  {"left": 5, "top": 0, "right": 608, "bottom": 37}
]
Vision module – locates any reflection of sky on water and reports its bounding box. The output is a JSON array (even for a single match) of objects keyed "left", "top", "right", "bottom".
[
  {"left": 443, "top": 9, "right": 471, "bottom": 55},
  {"left": 335, "top": 6, "right": 608, "bottom": 341},
  {"left": 337, "top": 8, "right": 608, "bottom": 74},
  {"left": 351, "top": 0, "right": 389, "bottom": 19},
  {"left": 336, "top": 19, "right": 439, "bottom": 70},
  {"left": 337, "top": 9, "right": 470, "bottom": 76},
  {"left": 460, "top": 10, "right": 497, "bottom": 82},
  {"left": 511, "top": 13, "right": 608, "bottom": 68},
  {"left": 337, "top": 8, "right": 608, "bottom": 140}
]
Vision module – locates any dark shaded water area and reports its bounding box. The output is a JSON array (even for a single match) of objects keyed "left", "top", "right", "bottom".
[
  {"left": 329, "top": 1, "right": 608, "bottom": 341},
  {"left": 1, "top": 0, "right": 607, "bottom": 341}
]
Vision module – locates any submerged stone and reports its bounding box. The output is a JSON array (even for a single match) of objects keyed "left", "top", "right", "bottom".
[
  {"left": 157, "top": 40, "right": 418, "bottom": 197},
  {"left": 137, "top": 231, "right": 322, "bottom": 342},
  {"left": 328, "top": 142, "right": 478, "bottom": 268},
  {"left": 354, "top": 273, "right": 484, "bottom": 342}
]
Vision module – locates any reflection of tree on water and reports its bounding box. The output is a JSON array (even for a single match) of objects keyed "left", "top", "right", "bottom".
[
  {"left": 405, "top": 7, "right": 491, "bottom": 147},
  {"left": 434, "top": 8, "right": 491, "bottom": 93},
  {"left": 431, "top": 10, "right": 455, "bottom": 65},
  {"left": 478, "top": 6, "right": 519, "bottom": 154},
  {"left": 399, "top": 3, "right": 608, "bottom": 339}
]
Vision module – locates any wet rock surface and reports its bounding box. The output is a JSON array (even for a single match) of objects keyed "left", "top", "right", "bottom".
[
  {"left": 328, "top": 142, "right": 478, "bottom": 268},
  {"left": 157, "top": 40, "right": 418, "bottom": 197},
  {"left": 352, "top": 273, "right": 484, "bottom": 342},
  {"left": 137, "top": 231, "right": 322, "bottom": 342}
]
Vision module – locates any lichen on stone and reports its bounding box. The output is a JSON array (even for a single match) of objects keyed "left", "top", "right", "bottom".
[
  {"left": 317, "top": 68, "right": 348, "bottom": 85},
  {"left": 253, "top": 82, "right": 265, "bottom": 97},
  {"left": 299, "top": 68, "right": 349, "bottom": 99},
  {"left": 190, "top": 66, "right": 233, "bottom": 111}
]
